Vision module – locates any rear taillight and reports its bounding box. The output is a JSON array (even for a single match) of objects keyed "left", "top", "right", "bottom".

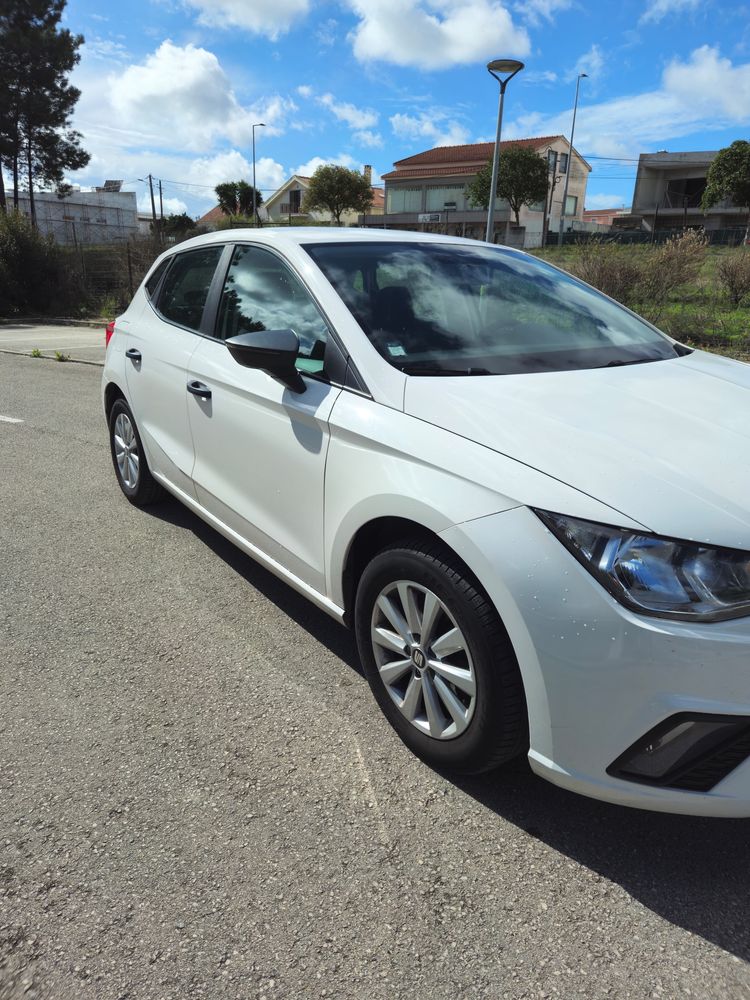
[{"left": 105, "top": 320, "right": 115, "bottom": 347}]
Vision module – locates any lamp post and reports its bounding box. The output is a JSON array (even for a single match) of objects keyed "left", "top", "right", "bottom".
[
  {"left": 252, "top": 122, "right": 265, "bottom": 226},
  {"left": 557, "top": 73, "right": 587, "bottom": 246},
  {"left": 485, "top": 58, "right": 524, "bottom": 244}
]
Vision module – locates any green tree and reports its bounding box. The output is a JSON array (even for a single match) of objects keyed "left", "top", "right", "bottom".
[
  {"left": 0, "top": 0, "right": 89, "bottom": 221},
  {"left": 467, "top": 147, "right": 549, "bottom": 226},
  {"left": 161, "top": 212, "right": 197, "bottom": 237},
  {"left": 214, "top": 180, "right": 263, "bottom": 218},
  {"left": 701, "top": 141, "right": 750, "bottom": 229},
  {"left": 301, "top": 165, "right": 373, "bottom": 225}
]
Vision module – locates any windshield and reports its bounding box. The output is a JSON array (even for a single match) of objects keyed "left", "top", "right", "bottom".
[{"left": 304, "top": 241, "right": 683, "bottom": 376}]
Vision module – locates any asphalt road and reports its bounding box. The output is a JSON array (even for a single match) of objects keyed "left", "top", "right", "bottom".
[{"left": 2, "top": 352, "right": 750, "bottom": 1000}]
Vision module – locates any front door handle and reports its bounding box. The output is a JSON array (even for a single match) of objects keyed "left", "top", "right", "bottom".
[
  {"left": 187, "top": 380, "right": 212, "bottom": 399},
  {"left": 125, "top": 348, "right": 142, "bottom": 362}
]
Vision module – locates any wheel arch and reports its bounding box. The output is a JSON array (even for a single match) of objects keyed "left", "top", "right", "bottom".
[{"left": 104, "top": 380, "right": 127, "bottom": 420}]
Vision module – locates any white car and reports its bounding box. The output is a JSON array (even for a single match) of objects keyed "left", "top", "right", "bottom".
[{"left": 103, "top": 228, "right": 750, "bottom": 817}]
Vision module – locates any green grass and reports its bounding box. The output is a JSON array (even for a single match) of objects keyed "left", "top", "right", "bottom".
[{"left": 532, "top": 244, "right": 750, "bottom": 355}]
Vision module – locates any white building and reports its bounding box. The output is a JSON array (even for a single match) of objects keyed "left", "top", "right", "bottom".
[{"left": 12, "top": 187, "right": 138, "bottom": 245}]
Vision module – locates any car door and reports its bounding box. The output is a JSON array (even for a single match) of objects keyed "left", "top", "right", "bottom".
[
  {"left": 186, "top": 243, "right": 343, "bottom": 595},
  {"left": 123, "top": 245, "right": 225, "bottom": 498}
]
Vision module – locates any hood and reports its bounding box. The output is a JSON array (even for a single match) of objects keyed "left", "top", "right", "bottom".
[{"left": 404, "top": 349, "right": 750, "bottom": 549}]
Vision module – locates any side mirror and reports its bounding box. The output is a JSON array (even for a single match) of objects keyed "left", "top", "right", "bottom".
[{"left": 225, "top": 329, "right": 306, "bottom": 393}]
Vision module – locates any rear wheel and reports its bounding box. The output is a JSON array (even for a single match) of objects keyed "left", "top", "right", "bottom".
[
  {"left": 355, "top": 539, "right": 527, "bottom": 774},
  {"left": 108, "top": 398, "right": 164, "bottom": 506}
]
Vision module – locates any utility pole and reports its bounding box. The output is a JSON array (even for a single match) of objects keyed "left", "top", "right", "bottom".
[
  {"left": 148, "top": 174, "right": 157, "bottom": 232},
  {"left": 558, "top": 73, "right": 587, "bottom": 245},
  {"left": 158, "top": 180, "right": 164, "bottom": 220}
]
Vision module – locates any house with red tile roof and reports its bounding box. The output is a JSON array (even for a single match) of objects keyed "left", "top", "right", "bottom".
[
  {"left": 380, "top": 136, "right": 591, "bottom": 246},
  {"left": 264, "top": 166, "right": 384, "bottom": 226}
]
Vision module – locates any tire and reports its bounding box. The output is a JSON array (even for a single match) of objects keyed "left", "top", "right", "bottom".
[
  {"left": 355, "top": 539, "right": 528, "bottom": 775},
  {"left": 108, "top": 398, "right": 164, "bottom": 506}
]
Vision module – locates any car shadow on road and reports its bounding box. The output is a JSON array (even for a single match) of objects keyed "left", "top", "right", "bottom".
[{"left": 146, "top": 496, "right": 750, "bottom": 963}]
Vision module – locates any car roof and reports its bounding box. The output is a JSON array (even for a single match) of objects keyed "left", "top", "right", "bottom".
[{"left": 164, "top": 226, "right": 527, "bottom": 256}]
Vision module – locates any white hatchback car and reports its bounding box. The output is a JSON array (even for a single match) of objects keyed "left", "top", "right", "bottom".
[{"left": 103, "top": 228, "right": 750, "bottom": 817}]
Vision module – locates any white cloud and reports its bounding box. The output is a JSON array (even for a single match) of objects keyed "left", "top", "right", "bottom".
[
  {"left": 572, "top": 43, "right": 604, "bottom": 82},
  {"left": 506, "top": 47, "right": 750, "bottom": 157},
  {"left": 316, "top": 92, "right": 378, "bottom": 130},
  {"left": 137, "top": 193, "right": 188, "bottom": 215},
  {"left": 294, "top": 154, "right": 359, "bottom": 176},
  {"left": 85, "top": 37, "right": 130, "bottom": 62},
  {"left": 354, "top": 129, "right": 384, "bottom": 147},
  {"left": 297, "top": 84, "right": 313, "bottom": 98},
  {"left": 524, "top": 70, "right": 559, "bottom": 84},
  {"left": 640, "top": 0, "right": 700, "bottom": 23},
  {"left": 390, "top": 111, "right": 470, "bottom": 148},
  {"left": 103, "top": 42, "right": 294, "bottom": 152},
  {"left": 182, "top": 0, "right": 310, "bottom": 38},
  {"left": 585, "top": 193, "right": 628, "bottom": 209},
  {"left": 517, "top": 0, "right": 571, "bottom": 26},
  {"left": 316, "top": 17, "right": 338, "bottom": 46},
  {"left": 346, "top": 0, "right": 530, "bottom": 70},
  {"left": 184, "top": 151, "right": 286, "bottom": 194}
]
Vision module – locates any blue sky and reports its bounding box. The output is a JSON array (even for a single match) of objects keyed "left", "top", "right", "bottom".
[{"left": 62, "top": 0, "right": 749, "bottom": 217}]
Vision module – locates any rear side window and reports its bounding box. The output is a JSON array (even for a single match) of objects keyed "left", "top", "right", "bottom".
[
  {"left": 145, "top": 258, "right": 170, "bottom": 301},
  {"left": 157, "top": 247, "right": 223, "bottom": 332}
]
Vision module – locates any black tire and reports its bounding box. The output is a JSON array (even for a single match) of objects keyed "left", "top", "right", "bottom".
[
  {"left": 355, "top": 539, "right": 528, "bottom": 775},
  {"left": 108, "top": 398, "right": 164, "bottom": 506}
]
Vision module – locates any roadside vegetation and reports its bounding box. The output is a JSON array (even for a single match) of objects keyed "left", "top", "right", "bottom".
[{"left": 534, "top": 234, "right": 750, "bottom": 360}]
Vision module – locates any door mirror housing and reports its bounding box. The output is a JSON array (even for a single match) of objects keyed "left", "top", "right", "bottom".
[{"left": 225, "top": 329, "right": 306, "bottom": 393}]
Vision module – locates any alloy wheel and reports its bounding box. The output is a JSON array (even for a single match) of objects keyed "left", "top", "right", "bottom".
[
  {"left": 113, "top": 411, "right": 140, "bottom": 490},
  {"left": 370, "top": 580, "right": 477, "bottom": 740}
]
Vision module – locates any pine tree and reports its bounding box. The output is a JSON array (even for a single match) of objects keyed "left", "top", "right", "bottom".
[{"left": 0, "top": 0, "right": 90, "bottom": 221}]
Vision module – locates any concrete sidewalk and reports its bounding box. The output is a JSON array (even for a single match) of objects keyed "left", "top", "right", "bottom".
[{"left": 0, "top": 322, "right": 107, "bottom": 365}]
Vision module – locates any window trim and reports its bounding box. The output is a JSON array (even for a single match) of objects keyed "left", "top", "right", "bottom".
[
  {"left": 149, "top": 244, "right": 228, "bottom": 337},
  {"left": 206, "top": 241, "right": 370, "bottom": 397}
]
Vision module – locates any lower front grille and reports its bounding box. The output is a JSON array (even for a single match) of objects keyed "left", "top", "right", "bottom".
[{"left": 607, "top": 713, "right": 750, "bottom": 793}]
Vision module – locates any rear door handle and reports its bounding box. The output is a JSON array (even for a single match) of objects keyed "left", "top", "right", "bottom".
[
  {"left": 187, "top": 380, "right": 212, "bottom": 399},
  {"left": 125, "top": 348, "right": 142, "bottom": 362}
]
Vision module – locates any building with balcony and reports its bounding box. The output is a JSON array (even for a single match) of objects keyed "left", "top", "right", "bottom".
[
  {"left": 379, "top": 137, "right": 590, "bottom": 247},
  {"left": 630, "top": 151, "right": 746, "bottom": 231},
  {"left": 263, "top": 167, "right": 384, "bottom": 226}
]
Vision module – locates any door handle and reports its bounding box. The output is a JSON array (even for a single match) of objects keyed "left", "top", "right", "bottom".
[
  {"left": 125, "top": 348, "right": 142, "bottom": 362},
  {"left": 187, "top": 380, "right": 212, "bottom": 399}
]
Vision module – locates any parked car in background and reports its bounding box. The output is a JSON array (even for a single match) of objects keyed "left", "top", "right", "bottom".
[{"left": 103, "top": 228, "right": 750, "bottom": 817}]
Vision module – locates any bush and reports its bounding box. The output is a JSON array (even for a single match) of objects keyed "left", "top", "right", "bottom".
[
  {"left": 0, "top": 210, "right": 89, "bottom": 316},
  {"left": 638, "top": 230, "right": 707, "bottom": 321},
  {"left": 566, "top": 240, "right": 644, "bottom": 306},
  {"left": 717, "top": 251, "right": 750, "bottom": 307}
]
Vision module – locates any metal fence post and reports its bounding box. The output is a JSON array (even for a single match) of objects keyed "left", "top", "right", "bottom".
[{"left": 127, "top": 244, "right": 134, "bottom": 298}]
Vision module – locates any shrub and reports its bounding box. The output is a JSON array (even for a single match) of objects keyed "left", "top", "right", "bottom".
[
  {"left": 638, "top": 230, "right": 707, "bottom": 321},
  {"left": 0, "top": 210, "right": 89, "bottom": 316},
  {"left": 717, "top": 251, "right": 750, "bottom": 307},
  {"left": 566, "top": 240, "right": 644, "bottom": 306}
]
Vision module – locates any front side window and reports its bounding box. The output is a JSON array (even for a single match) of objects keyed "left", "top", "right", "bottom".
[
  {"left": 157, "top": 247, "right": 223, "bottom": 332},
  {"left": 216, "top": 245, "right": 329, "bottom": 375},
  {"left": 305, "top": 241, "right": 683, "bottom": 376}
]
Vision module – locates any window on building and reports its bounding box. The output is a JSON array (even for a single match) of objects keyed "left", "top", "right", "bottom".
[
  {"left": 565, "top": 195, "right": 578, "bottom": 216},
  {"left": 558, "top": 152, "right": 569, "bottom": 174},
  {"left": 425, "top": 185, "right": 466, "bottom": 212},
  {"left": 547, "top": 150, "right": 558, "bottom": 173},
  {"left": 215, "top": 245, "right": 329, "bottom": 375},
  {"left": 386, "top": 187, "right": 422, "bottom": 214}
]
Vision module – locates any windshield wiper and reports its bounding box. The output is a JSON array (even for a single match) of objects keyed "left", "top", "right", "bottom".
[
  {"left": 399, "top": 364, "right": 492, "bottom": 376},
  {"left": 600, "top": 356, "right": 662, "bottom": 368}
]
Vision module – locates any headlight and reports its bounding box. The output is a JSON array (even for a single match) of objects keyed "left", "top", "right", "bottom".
[{"left": 535, "top": 510, "right": 750, "bottom": 622}]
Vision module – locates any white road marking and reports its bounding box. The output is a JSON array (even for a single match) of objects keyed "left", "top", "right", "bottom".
[{"left": 0, "top": 415, "right": 24, "bottom": 424}]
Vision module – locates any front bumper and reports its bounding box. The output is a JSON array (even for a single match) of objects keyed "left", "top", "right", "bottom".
[{"left": 441, "top": 506, "right": 750, "bottom": 817}]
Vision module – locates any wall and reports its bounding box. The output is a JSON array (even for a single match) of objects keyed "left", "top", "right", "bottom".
[{"left": 13, "top": 190, "right": 138, "bottom": 245}]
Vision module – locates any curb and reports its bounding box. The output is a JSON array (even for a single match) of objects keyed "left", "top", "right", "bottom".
[
  {"left": 0, "top": 348, "right": 104, "bottom": 368},
  {"left": 0, "top": 318, "right": 108, "bottom": 329}
]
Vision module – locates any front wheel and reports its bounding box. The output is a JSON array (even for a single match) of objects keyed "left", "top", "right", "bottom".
[{"left": 355, "top": 540, "right": 527, "bottom": 775}]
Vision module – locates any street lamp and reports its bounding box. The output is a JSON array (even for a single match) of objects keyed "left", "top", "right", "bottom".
[
  {"left": 252, "top": 122, "right": 265, "bottom": 226},
  {"left": 557, "top": 73, "right": 587, "bottom": 245},
  {"left": 485, "top": 58, "right": 524, "bottom": 244}
]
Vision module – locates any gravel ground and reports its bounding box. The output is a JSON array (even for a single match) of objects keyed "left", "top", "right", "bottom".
[{"left": 1, "top": 352, "right": 750, "bottom": 1000}]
